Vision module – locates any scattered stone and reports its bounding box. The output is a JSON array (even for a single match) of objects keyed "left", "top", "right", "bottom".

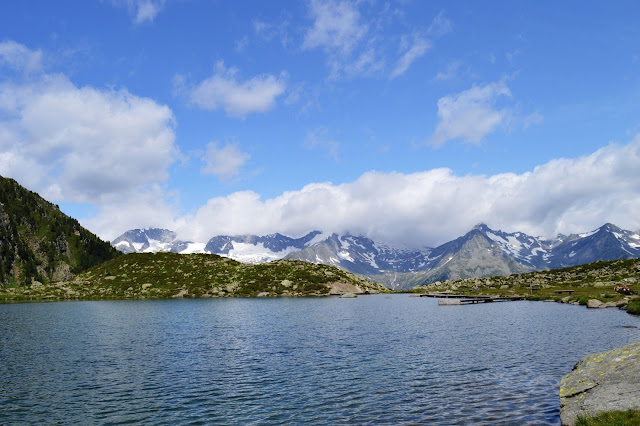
[
  {"left": 172, "top": 289, "right": 188, "bottom": 298},
  {"left": 141, "top": 283, "right": 152, "bottom": 290},
  {"left": 560, "top": 341, "right": 640, "bottom": 425},
  {"left": 257, "top": 292, "right": 269, "bottom": 297},
  {"left": 281, "top": 279, "right": 292, "bottom": 287},
  {"left": 104, "top": 276, "right": 116, "bottom": 281}
]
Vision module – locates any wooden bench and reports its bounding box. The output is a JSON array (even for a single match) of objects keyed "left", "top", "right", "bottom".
[{"left": 554, "top": 290, "right": 574, "bottom": 294}]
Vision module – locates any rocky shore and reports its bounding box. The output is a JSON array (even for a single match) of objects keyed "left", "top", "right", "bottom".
[{"left": 560, "top": 341, "right": 640, "bottom": 425}]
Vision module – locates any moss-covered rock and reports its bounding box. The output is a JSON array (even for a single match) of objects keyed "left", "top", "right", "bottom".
[{"left": 560, "top": 342, "right": 640, "bottom": 425}]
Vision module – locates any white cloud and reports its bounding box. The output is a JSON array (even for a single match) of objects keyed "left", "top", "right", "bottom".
[
  {"left": 0, "top": 44, "right": 177, "bottom": 205},
  {"left": 305, "top": 127, "right": 340, "bottom": 161},
  {"left": 390, "top": 37, "right": 431, "bottom": 79},
  {"left": 173, "top": 136, "right": 640, "bottom": 248},
  {"left": 110, "top": 0, "right": 166, "bottom": 24},
  {"left": 524, "top": 111, "right": 544, "bottom": 129},
  {"left": 302, "top": 0, "right": 367, "bottom": 54},
  {"left": 186, "top": 61, "right": 287, "bottom": 117},
  {"left": 435, "top": 61, "right": 462, "bottom": 81},
  {"left": 430, "top": 81, "right": 512, "bottom": 146},
  {"left": 301, "top": 2, "right": 449, "bottom": 80},
  {"left": 82, "top": 185, "right": 180, "bottom": 241},
  {"left": 201, "top": 142, "right": 249, "bottom": 180},
  {"left": 0, "top": 40, "right": 42, "bottom": 73},
  {"left": 428, "top": 11, "right": 453, "bottom": 37}
]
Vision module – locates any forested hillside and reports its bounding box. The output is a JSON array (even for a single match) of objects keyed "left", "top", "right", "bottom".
[{"left": 0, "top": 176, "right": 119, "bottom": 286}]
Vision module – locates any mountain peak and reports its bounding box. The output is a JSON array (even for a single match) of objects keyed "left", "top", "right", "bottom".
[{"left": 472, "top": 223, "right": 491, "bottom": 232}]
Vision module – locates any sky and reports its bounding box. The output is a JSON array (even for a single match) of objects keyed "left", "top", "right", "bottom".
[{"left": 1, "top": 0, "right": 639, "bottom": 249}]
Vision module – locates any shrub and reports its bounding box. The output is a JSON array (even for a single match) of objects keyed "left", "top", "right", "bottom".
[
  {"left": 578, "top": 295, "right": 591, "bottom": 305},
  {"left": 626, "top": 299, "right": 640, "bottom": 315}
]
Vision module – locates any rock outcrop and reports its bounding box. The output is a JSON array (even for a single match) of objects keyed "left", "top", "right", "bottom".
[{"left": 560, "top": 341, "right": 640, "bottom": 425}]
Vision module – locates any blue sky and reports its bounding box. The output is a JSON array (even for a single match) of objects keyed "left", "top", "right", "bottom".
[{"left": 1, "top": 0, "right": 639, "bottom": 247}]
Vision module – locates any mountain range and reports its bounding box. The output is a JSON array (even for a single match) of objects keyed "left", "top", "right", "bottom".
[{"left": 112, "top": 223, "right": 640, "bottom": 289}]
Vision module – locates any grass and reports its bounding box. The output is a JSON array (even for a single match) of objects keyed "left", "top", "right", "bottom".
[
  {"left": 576, "top": 409, "right": 640, "bottom": 425},
  {"left": 0, "top": 252, "right": 387, "bottom": 301}
]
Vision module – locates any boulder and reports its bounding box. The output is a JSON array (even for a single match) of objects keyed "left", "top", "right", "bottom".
[
  {"left": 560, "top": 341, "right": 640, "bottom": 425},
  {"left": 586, "top": 299, "right": 603, "bottom": 308}
]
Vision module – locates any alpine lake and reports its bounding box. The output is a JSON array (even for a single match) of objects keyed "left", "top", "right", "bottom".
[{"left": 1, "top": 295, "right": 639, "bottom": 425}]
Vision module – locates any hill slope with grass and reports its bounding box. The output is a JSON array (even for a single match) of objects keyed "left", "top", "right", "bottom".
[
  {"left": 0, "top": 176, "right": 120, "bottom": 287},
  {"left": 413, "top": 258, "right": 640, "bottom": 314},
  {"left": 0, "top": 252, "right": 387, "bottom": 301}
]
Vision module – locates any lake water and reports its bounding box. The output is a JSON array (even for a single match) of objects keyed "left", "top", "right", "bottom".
[{"left": 1, "top": 296, "right": 639, "bottom": 425}]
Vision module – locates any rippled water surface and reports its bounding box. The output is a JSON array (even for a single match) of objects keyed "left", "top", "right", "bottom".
[{"left": 1, "top": 296, "right": 639, "bottom": 424}]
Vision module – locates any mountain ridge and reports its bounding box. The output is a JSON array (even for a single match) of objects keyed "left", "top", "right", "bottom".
[{"left": 112, "top": 222, "right": 640, "bottom": 289}]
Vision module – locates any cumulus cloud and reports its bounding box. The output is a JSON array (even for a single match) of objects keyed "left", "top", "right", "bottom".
[
  {"left": 201, "top": 142, "right": 250, "bottom": 180},
  {"left": 174, "top": 136, "right": 640, "bottom": 248},
  {"left": 0, "top": 40, "right": 42, "bottom": 73},
  {"left": 185, "top": 61, "right": 287, "bottom": 117},
  {"left": 430, "top": 81, "right": 512, "bottom": 146},
  {"left": 390, "top": 37, "right": 431, "bottom": 79},
  {"left": 110, "top": 0, "right": 167, "bottom": 24},
  {"left": 0, "top": 44, "right": 177, "bottom": 205}
]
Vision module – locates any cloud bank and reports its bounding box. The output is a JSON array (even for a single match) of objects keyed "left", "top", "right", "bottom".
[{"left": 160, "top": 136, "right": 640, "bottom": 248}]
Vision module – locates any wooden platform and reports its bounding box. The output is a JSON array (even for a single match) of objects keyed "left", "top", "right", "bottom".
[{"left": 419, "top": 292, "right": 524, "bottom": 304}]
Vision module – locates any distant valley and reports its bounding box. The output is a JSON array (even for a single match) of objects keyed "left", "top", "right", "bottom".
[{"left": 113, "top": 223, "right": 640, "bottom": 289}]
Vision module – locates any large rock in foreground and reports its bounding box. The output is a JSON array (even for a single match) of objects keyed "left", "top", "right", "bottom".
[{"left": 560, "top": 341, "right": 640, "bottom": 425}]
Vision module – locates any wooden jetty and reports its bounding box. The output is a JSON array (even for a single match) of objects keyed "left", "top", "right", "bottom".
[{"left": 419, "top": 292, "right": 524, "bottom": 305}]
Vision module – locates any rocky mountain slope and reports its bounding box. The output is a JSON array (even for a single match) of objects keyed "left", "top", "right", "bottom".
[
  {"left": 0, "top": 252, "right": 387, "bottom": 301},
  {"left": 0, "top": 176, "right": 120, "bottom": 286},
  {"left": 113, "top": 224, "right": 640, "bottom": 290}
]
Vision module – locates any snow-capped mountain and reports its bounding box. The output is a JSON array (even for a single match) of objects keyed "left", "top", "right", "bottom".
[
  {"left": 111, "top": 223, "right": 640, "bottom": 289},
  {"left": 111, "top": 229, "right": 327, "bottom": 262},
  {"left": 111, "top": 228, "right": 206, "bottom": 254},
  {"left": 203, "top": 231, "right": 325, "bottom": 263},
  {"left": 285, "top": 233, "right": 433, "bottom": 276},
  {"left": 547, "top": 223, "right": 640, "bottom": 268}
]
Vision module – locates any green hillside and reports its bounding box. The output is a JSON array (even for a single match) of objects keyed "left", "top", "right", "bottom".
[
  {"left": 413, "top": 257, "right": 640, "bottom": 312},
  {"left": 0, "top": 252, "right": 387, "bottom": 301},
  {"left": 0, "top": 176, "right": 120, "bottom": 287}
]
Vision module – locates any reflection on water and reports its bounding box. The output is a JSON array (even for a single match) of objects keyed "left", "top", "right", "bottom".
[{"left": 1, "top": 296, "right": 639, "bottom": 424}]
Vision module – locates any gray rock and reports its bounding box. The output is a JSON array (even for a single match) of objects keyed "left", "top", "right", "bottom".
[
  {"left": 560, "top": 341, "right": 640, "bottom": 425},
  {"left": 586, "top": 299, "right": 603, "bottom": 308}
]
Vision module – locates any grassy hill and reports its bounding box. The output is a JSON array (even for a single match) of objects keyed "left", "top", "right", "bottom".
[
  {"left": 0, "top": 176, "right": 120, "bottom": 287},
  {"left": 413, "top": 257, "right": 640, "bottom": 313},
  {"left": 0, "top": 252, "right": 387, "bottom": 301}
]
